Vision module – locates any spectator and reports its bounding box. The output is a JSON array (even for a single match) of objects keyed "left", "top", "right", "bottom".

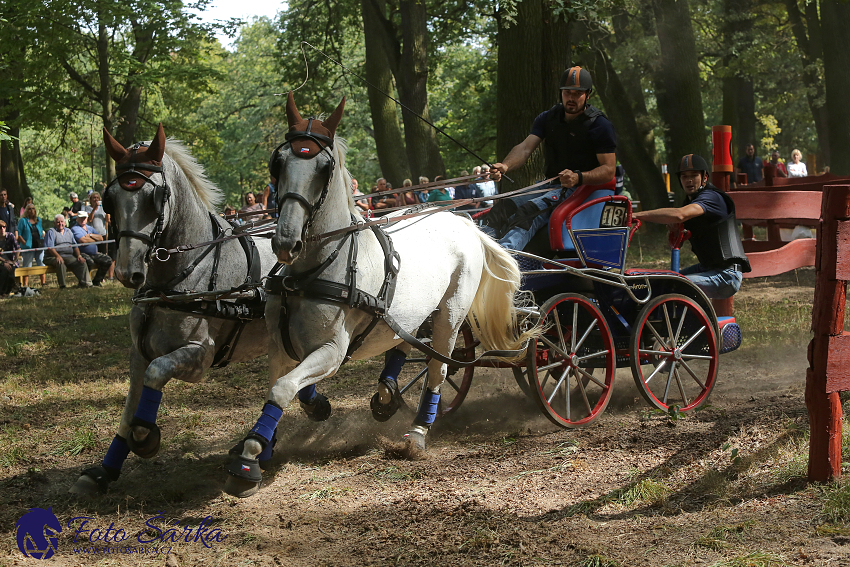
[
  {"left": 261, "top": 177, "right": 278, "bottom": 218},
  {"left": 0, "top": 231, "right": 18, "bottom": 296},
  {"left": 0, "top": 189, "right": 16, "bottom": 238},
  {"left": 453, "top": 170, "right": 481, "bottom": 210},
  {"left": 71, "top": 211, "right": 112, "bottom": 287},
  {"left": 19, "top": 196, "right": 33, "bottom": 219},
  {"left": 787, "top": 149, "right": 808, "bottom": 178},
  {"left": 769, "top": 150, "right": 788, "bottom": 177},
  {"left": 85, "top": 192, "right": 111, "bottom": 279},
  {"left": 351, "top": 178, "right": 370, "bottom": 211},
  {"left": 16, "top": 203, "right": 46, "bottom": 287},
  {"left": 426, "top": 176, "right": 452, "bottom": 203},
  {"left": 476, "top": 165, "right": 497, "bottom": 206},
  {"left": 1, "top": 219, "right": 19, "bottom": 264},
  {"left": 398, "top": 179, "right": 419, "bottom": 206},
  {"left": 240, "top": 192, "right": 265, "bottom": 223},
  {"left": 69, "top": 192, "right": 84, "bottom": 226},
  {"left": 417, "top": 176, "right": 430, "bottom": 202},
  {"left": 61, "top": 207, "right": 71, "bottom": 222},
  {"left": 735, "top": 143, "right": 763, "bottom": 185},
  {"left": 372, "top": 178, "right": 391, "bottom": 209},
  {"left": 44, "top": 213, "right": 92, "bottom": 288}
]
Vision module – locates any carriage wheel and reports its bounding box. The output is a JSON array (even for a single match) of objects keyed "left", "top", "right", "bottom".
[
  {"left": 528, "top": 293, "right": 616, "bottom": 428},
  {"left": 398, "top": 320, "right": 476, "bottom": 418},
  {"left": 629, "top": 294, "right": 718, "bottom": 412}
]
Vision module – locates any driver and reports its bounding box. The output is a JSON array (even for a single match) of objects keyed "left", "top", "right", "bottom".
[
  {"left": 633, "top": 154, "right": 751, "bottom": 299},
  {"left": 485, "top": 66, "right": 617, "bottom": 251}
]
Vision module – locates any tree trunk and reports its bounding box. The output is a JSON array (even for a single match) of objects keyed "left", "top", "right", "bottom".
[
  {"left": 0, "top": 125, "right": 31, "bottom": 206},
  {"left": 820, "top": 0, "right": 850, "bottom": 174},
  {"left": 651, "top": 0, "right": 707, "bottom": 199},
  {"left": 496, "top": 0, "right": 545, "bottom": 190},
  {"left": 396, "top": 0, "right": 445, "bottom": 181},
  {"left": 785, "top": 0, "right": 830, "bottom": 167},
  {"left": 96, "top": 9, "right": 116, "bottom": 181},
  {"left": 361, "top": 0, "right": 410, "bottom": 187},
  {"left": 116, "top": 21, "right": 155, "bottom": 145},
  {"left": 722, "top": 76, "right": 755, "bottom": 158},
  {"left": 589, "top": 48, "right": 668, "bottom": 210}
]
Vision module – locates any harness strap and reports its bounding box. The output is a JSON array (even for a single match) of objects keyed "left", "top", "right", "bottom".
[{"left": 158, "top": 213, "right": 223, "bottom": 290}]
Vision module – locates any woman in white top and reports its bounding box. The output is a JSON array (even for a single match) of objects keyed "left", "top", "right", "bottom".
[
  {"left": 787, "top": 149, "right": 808, "bottom": 178},
  {"left": 85, "top": 192, "right": 109, "bottom": 235}
]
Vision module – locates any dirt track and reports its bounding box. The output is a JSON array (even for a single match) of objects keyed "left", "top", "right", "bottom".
[{"left": 2, "top": 273, "right": 849, "bottom": 566}]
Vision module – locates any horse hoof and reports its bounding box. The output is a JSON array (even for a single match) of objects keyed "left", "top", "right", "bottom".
[
  {"left": 69, "top": 475, "right": 100, "bottom": 496},
  {"left": 300, "top": 393, "right": 332, "bottom": 422},
  {"left": 401, "top": 429, "right": 427, "bottom": 459},
  {"left": 370, "top": 379, "right": 402, "bottom": 422},
  {"left": 126, "top": 423, "right": 161, "bottom": 459},
  {"left": 224, "top": 476, "right": 261, "bottom": 498}
]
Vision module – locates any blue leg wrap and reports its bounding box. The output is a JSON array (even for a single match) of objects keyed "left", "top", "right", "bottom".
[
  {"left": 415, "top": 389, "right": 441, "bottom": 427},
  {"left": 297, "top": 385, "right": 317, "bottom": 403},
  {"left": 250, "top": 402, "right": 283, "bottom": 444},
  {"left": 257, "top": 431, "right": 276, "bottom": 462},
  {"left": 133, "top": 386, "right": 163, "bottom": 425},
  {"left": 102, "top": 435, "right": 131, "bottom": 471},
  {"left": 380, "top": 349, "right": 407, "bottom": 382}
]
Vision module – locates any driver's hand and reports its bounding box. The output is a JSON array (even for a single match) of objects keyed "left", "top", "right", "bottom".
[
  {"left": 487, "top": 163, "right": 507, "bottom": 182},
  {"left": 559, "top": 169, "right": 579, "bottom": 188}
]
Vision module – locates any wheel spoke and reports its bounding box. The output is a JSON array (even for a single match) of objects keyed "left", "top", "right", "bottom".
[
  {"left": 400, "top": 367, "right": 427, "bottom": 394},
  {"left": 673, "top": 367, "right": 689, "bottom": 407},
  {"left": 639, "top": 349, "right": 669, "bottom": 357},
  {"left": 679, "top": 325, "right": 706, "bottom": 351},
  {"left": 645, "top": 321, "right": 670, "bottom": 350},
  {"left": 571, "top": 301, "right": 578, "bottom": 352},
  {"left": 575, "top": 369, "right": 593, "bottom": 416},
  {"left": 565, "top": 368, "right": 571, "bottom": 422},
  {"left": 662, "top": 304, "right": 675, "bottom": 347},
  {"left": 674, "top": 305, "right": 688, "bottom": 344},
  {"left": 552, "top": 306, "right": 567, "bottom": 353},
  {"left": 680, "top": 353, "right": 714, "bottom": 361},
  {"left": 445, "top": 375, "right": 460, "bottom": 393},
  {"left": 538, "top": 361, "right": 564, "bottom": 371},
  {"left": 540, "top": 368, "right": 554, "bottom": 391},
  {"left": 540, "top": 335, "right": 570, "bottom": 359},
  {"left": 643, "top": 359, "right": 669, "bottom": 385},
  {"left": 574, "top": 319, "right": 598, "bottom": 352},
  {"left": 679, "top": 359, "right": 706, "bottom": 390},
  {"left": 577, "top": 349, "right": 609, "bottom": 363},
  {"left": 663, "top": 361, "right": 676, "bottom": 405},
  {"left": 547, "top": 366, "right": 570, "bottom": 404},
  {"left": 576, "top": 365, "right": 607, "bottom": 389}
]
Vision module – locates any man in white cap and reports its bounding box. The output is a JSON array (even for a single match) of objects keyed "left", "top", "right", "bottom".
[
  {"left": 44, "top": 214, "right": 92, "bottom": 288},
  {"left": 71, "top": 211, "right": 111, "bottom": 286}
]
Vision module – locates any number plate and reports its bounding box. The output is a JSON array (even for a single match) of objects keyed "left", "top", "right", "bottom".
[{"left": 599, "top": 201, "right": 628, "bottom": 228}]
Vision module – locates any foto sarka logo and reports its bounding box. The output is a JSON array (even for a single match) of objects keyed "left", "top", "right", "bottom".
[{"left": 15, "top": 507, "right": 62, "bottom": 560}]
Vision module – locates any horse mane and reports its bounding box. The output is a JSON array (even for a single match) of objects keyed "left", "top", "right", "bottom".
[
  {"left": 332, "top": 136, "right": 363, "bottom": 218},
  {"left": 164, "top": 138, "right": 224, "bottom": 211}
]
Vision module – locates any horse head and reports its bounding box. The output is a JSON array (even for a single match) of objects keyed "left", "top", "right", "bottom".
[
  {"left": 103, "top": 124, "right": 169, "bottom": 288},
  {"left": 271, "top": 92, "right": 345, "bottom": 264}
]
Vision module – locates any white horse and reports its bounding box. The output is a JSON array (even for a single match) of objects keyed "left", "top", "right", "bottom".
[
  {"left": 70, "top": 125, "right": 280, "bottom": 495},
  {"left": 225, "top": 93, "right": 536, "bottom": 497}
]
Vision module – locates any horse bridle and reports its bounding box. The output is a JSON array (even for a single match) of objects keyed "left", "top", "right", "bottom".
[
  {"left": 269, "top": 118, "right": 336, "bottom": 237},
  {"left": 103, "top": 142, "right": 172, "bottom": 263}
]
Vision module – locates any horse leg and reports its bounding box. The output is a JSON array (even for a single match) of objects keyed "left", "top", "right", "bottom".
[
  {"left": 125, "top": 342, "right": 213, "bottom": 458},
  {"left": 370, "top": 343, "right": 412, "bottom": 422},
  {"left": 69, "top": 349, "right": 148, "bottom": 495},
  {"left": 225, "top": 343, "right": 346, "bottom": 498},
  {"left": 404, "top": 317, "right": 459, "bottom": 452}
]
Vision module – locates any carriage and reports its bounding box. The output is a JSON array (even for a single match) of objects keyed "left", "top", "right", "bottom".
[{"left": 392, "top": 181, "right": 743, "bottom": 428}]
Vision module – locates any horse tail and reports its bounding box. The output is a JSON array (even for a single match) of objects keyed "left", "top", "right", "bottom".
[{"left": 463, "top": 218, "right": 540, "bottom": 359}]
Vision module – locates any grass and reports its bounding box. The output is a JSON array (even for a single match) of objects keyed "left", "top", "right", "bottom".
[
  {"left": 576, "top": 554, "right": 620, "bottom": 567},
  {"left": 617, "top": 477, "right": 671, "bottom": 506},
  {"left": 299, "top": 486, "right": 351, "bottom": 500},
  {"left": 708, "top": 552, "right": 785, "bottom": 567},
  {"left": 52, "top": 426, "right": 99, "bottom": 456},
  {"left": 819, "top": 480, "right": 850, "bottom": 524}
]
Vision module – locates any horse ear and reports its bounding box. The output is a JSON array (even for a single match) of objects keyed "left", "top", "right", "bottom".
[
  {"left": 286, "top": 91, "right": 302, "bottom": 128},
  {"left": 323, "top": 96, "right": 346, "bottom": 137},
  {"left": 103, "top": 128, "right": 128, "bottom": 163},
  {"left": 147, "top": 123, "right": 166, "bottom": 163}
]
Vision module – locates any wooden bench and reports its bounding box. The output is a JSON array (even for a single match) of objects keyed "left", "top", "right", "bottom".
[{"left": 14, "top": 265, "right": 99, "bottom": 287}]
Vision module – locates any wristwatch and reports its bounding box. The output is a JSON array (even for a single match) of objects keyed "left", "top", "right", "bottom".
[{"left": 573, "top": 170, "right": 584, "bottom": 186}]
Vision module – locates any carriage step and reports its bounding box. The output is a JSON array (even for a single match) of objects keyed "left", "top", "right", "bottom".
[{"left": 719, "top": 322, "right": 742, "bottom": 354}]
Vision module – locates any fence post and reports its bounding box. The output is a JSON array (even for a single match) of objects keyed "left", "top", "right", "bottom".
[
  {"left": 711, "top": 125, "right": 734, "bottom": 317},
  {"left": 807, "top": 184, "right": 850, "bottom": 482}
]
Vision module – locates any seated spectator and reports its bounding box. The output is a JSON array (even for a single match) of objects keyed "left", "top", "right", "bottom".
[
  {"left": 788, "top": 149, "right": 808, "bottom": 178},
  {"left": 0, "top": 189, "right": 16, "bottom": 238},
  {"left": 453, "top": 170, "right": 482, "bottom": 210},
  {"left": 71, "top": 211, "right": 112, "bottom": 287},
  {"left": 426, "top": 176, "right": 452, "bottom": 203},
  {"left": 769, "top": 151, "right": 787, "bottom": 177},
  {"left": 1, "top": 219, "right": 19, "bottom": 264},
  {"left": 476, "top": 166, "right": 497, "bottom": 206},
  {"left": 240, "top": 192, "right": 265, "bottom": 223},
  {"left": 84, "top": 192, "right": 113, "bottom": 280},
  {"left": 398, "top": 179, "right": 419, "bottom": 206},
  {"left": 19, "top": 196, "right": 33, "bottom": 219},
  {"left": 224, "top": 205, "right": 243, "bottom": 225},
  {"left": 351, "top": 178, "right": 370, "bottom": 211},
  {"left": 0, "top": 241, "right": 17, "bottom": 296},
  {"left": 44, "top": 214, "right": 92, "bottom": 288},
  {"left": 417, "top": 176, "right": 430, "bottom": 202},
  {"left": 372, "top": 178, "right": 392, "bottom": 209},
  {"left": 262, "top": 177, "right": 278, "bottom": 218},
  {"left": 16, "top": 203, "right": 46, "bottom": 287}
]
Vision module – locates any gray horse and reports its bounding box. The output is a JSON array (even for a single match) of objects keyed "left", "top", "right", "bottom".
[{"left": 70, "top": 125, "right": 280, "bottom": 495}]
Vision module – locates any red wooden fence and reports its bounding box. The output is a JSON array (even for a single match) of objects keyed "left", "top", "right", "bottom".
[{"left": 807, "top": 184, "right": 850, "bottom": 481}]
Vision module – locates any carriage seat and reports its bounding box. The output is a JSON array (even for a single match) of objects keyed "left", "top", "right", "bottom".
[{"left": 548, "top": 178, "right": 616, "bottom": 252}]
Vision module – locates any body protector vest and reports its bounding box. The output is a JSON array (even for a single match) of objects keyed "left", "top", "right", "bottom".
[
  {"left": 542, "top": 104, "right": 607, "bottom": 179},
  {"left": 683, "top": 184, "right": 751, "bottom": 272}
]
